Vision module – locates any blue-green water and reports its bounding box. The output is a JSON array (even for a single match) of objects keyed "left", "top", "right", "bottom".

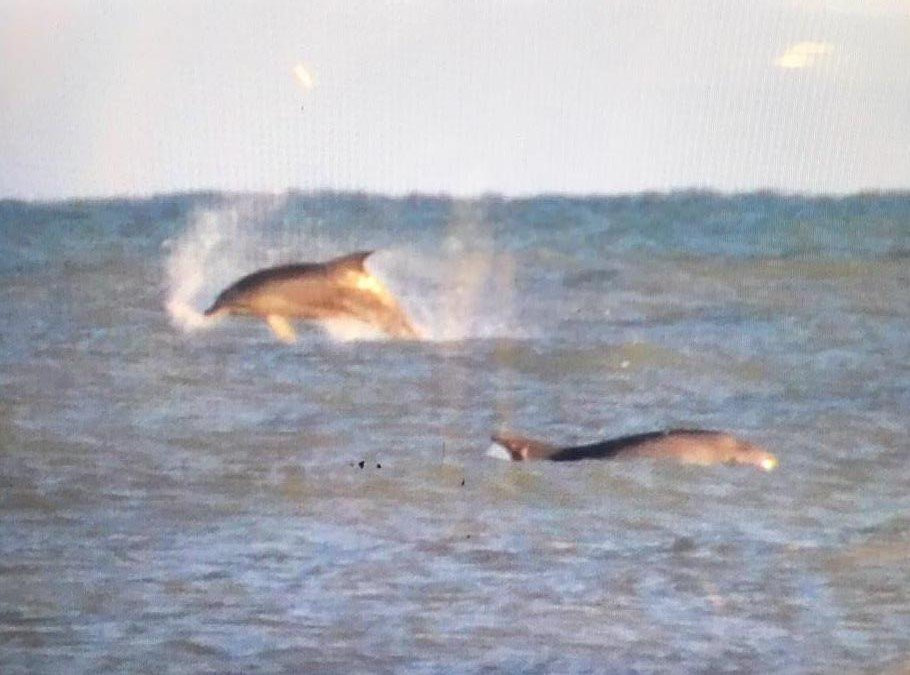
[{"left": 1, "top": 192, "right": 909, "bottom": 672}]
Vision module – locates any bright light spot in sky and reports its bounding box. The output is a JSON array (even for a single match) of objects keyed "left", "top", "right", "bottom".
[
  {"left": 292, "top": 62, "right": 315, "bottom": 91},
  {"left": 775, "top": 41, "right": 834, "bottom": 69}
]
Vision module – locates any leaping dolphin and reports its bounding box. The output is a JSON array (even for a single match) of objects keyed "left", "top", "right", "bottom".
[
  {"left": 204, "top": 251, "right": 422, "bottom": 343},
  {"left": 489, "top": 429, "right": 778, "bottom": 471}
]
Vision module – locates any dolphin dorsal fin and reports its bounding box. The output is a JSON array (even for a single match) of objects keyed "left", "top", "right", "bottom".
[{"left": 326, "top": 250, "right": 374, "bottom": 273}]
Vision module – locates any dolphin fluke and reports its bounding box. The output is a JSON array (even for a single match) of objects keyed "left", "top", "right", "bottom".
[{"left": 203, "top": 250, "right": 422, "bottom": 342}]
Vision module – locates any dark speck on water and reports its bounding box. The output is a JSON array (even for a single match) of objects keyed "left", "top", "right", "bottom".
[
  {"left": 671, "top": 536, "right": 697, "bottom": 554},
  {"left": 1, "top": 192, "right": 909, "bottom": 673}
]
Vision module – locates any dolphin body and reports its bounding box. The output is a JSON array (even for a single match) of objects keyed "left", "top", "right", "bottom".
[
  {"left": 204, "top": 251, "right": 421, "bottom": 343},
  {"left": 489, "top": 429, "right": 778, "bottom": 471}
]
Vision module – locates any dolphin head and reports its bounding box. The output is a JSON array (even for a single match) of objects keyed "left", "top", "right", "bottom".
[
  {"left": 203, "top": 296, "right": 230, "bottom": 317},
  {"left": 204, "top": 288, "right": 251, "bottom": 318},
  {"left": 203, "top": 300, "right": 224, "bottom": 317},
  {"left": 490, "top": 433, "right": 559, "bottom": 461}
]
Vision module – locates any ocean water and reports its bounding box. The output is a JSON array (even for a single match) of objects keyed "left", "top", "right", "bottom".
[{"left": 1, "top": 191, "right": 908, "bottom": 673}]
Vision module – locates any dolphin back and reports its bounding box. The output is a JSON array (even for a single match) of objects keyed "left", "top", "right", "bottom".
[
  {"left": 204, "top": 261, "right": 326, "bottom": 316},
  {"left": 210, "top": 250, "right": 374, "bottom": 310}
]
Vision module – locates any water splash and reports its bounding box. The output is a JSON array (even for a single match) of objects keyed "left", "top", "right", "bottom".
[
  {"left": 163, "top": 195, "right": 521, "bottom": 342},
  {"left": 367, "top": 205, "right": 521, "bottom": 342},
  {"left": 163, "top": 196, "right": 289, "bottom": 333},
  {"left": 163, "top": 210, "right": 221, "bottom": 332},
  {"left": 360, "top": 248, "right": 521, "bottom": 342},
  {"left": 164, "top": 210, "right": 229, "bottom": 332}
]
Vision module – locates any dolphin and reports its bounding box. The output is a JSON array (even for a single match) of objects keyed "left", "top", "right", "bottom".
[
  {"left": 489, "top": 429, "right": 778, "bottom": 471},
  {"left": 204, "top": 251, "right": 421, "bottom": 343}
]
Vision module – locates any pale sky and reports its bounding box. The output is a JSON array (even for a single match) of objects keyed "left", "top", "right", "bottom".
[{"left": 1, "top": 0, "right": 908, "bottom": 199}]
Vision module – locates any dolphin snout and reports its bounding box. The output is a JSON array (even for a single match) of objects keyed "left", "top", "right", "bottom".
[{"left": 204, "top": 302, "right": 226, "bottom": 317}]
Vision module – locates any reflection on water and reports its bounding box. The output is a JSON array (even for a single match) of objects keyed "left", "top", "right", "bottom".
[{"left": 1, "top": 192, "right": 909, "bottom": 671}]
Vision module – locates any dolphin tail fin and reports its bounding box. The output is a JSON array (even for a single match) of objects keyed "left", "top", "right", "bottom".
[
  {"left": 327, "top": 250, "right": 374, "bottom": 274},
  {"left": 490, "top": 433, "right": 558, "bottom": 461},
  {"left": 372, "top": 307, "right": 423, "bottom": 339},
  {"left": 265, "top": 315, "right": 297, "bottom": 344},
  {"left": 331, "top": 250, "right": 422, "bottom": 340}
]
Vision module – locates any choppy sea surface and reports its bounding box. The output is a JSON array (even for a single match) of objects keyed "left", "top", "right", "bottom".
[{"left": 1, "top": 191, "right": 909, "bottom": 673}]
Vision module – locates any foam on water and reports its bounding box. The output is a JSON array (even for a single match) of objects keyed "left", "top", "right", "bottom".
[
  {"left": 318, "top": 316, "right": 388, "bottom": 342},
  {"left": 486, "top": 442, "right": 513, "bottom": 461}
]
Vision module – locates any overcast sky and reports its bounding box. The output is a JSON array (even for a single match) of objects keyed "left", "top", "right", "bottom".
[{"left": 1, "top": 0, "right": 908, "bottom": 199}]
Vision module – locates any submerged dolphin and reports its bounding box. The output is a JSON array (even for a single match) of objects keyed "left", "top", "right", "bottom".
[
  {"left": 204, "top": 251, "right": 421, "bottom": 343},
  {"left": 489, "top": 429, "right": 778, "bottom": 471}
]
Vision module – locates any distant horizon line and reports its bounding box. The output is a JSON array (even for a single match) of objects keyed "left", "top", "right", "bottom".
[{"left": 2, "top": 185, "right": 909, "bottom": 205}]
